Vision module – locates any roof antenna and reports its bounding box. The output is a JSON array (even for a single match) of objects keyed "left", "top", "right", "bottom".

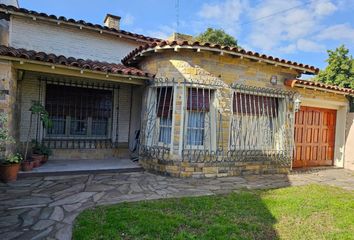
[{"left": 175, "top": 0, "right": 180, "bottom": 33}]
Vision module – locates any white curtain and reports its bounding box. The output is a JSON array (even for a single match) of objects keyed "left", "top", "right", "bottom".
[
  {"left": 187, "top": 111, "right": 205, "bottom": 146},
  {"left": 159, "top": 117, "right": 172, "bottom": 144}
]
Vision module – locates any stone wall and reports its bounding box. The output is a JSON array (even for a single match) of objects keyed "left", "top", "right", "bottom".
[
  {"left": 137, "top": 50, "right": 297, "bottom": 177},
  {"left": 139, "top": 51, "right": 298, "bottom": 88},
  {"left": 0, "top": 61, "right": 19, "bottom": 153},
  {"left": 295, "top": 87, "right": 348, "bottom": 103},
  {"left": 140, "top": 159, "right": 290, "bottom": 178},
  {"left": 345, "top": 113, "right": 354, "bottom": 170}
]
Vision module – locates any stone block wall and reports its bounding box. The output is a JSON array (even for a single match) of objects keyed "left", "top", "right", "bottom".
[
  {"left": 139, "top": 51, "right": 298, "bottom": 88},
  {"left": 137, "top": 50, "right": 297, "bottom": 177},
  {"left": 140, "top": 159, "right": 290, "bottom": 178},
  {"left": 0, "top": 61, "right": 19, "bottom": 153}
]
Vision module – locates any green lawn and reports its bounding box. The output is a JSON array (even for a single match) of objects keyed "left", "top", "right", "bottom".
[{"left": 73, "top": 184, "right": 354, "bottom": 240}]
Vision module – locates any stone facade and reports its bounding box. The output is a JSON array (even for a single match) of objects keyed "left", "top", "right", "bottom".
[
  {"left": 0, "top": 61, "right": 19, "bottom": 153},
  {"left": 137, "top": 51, "right": 297, "bottom": 177},
  {"left": 139, "top": 51, "right": 298, "bottom": 87},
  {"left": 140, "top": 159, "right": 290, "bottom": 178},
  {"left": 294, "top": 87, "right": 348, "bottom": 103}
]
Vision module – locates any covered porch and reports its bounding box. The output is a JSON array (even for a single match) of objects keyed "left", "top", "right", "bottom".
[{"left": 0, "top": 45, "right": 150, "bottom": 172}]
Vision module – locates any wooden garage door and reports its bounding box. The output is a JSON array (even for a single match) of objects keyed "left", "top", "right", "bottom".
[{"left": 293, "top": 106, "right": 336, "bottom": 168}]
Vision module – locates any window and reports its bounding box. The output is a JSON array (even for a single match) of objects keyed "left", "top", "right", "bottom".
[
  {"left": 233, "top": 92, "right": 278, "bottom": 116},
  {"left": 187, "top": 111, "right": 205, "bottom": 145},
  {"left": 156, "top": 87, "right": 173, "bottom": 144},
  {"left": 45, "top": 84, "right": 113, "bottom": 138},
  {"left": 159, "top": 117, "right": 172, "bottom": 143},
  {"left": 231, "top": 92, "right": 279, "bottom": 150},
  {"left": 186, "top": 88, "right": 211, "bottom": 146}
]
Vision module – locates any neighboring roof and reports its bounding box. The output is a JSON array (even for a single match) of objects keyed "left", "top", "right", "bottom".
[
  {"left": 122, "top": 41, "right": 319, "bottom": 74},
  {"left": 0, "top": 4, "right": 161, "bottom": 43},
  {"left": 285, "top": 79, "right": 354, "bottom": 95},
  {"left": 0, "top": 45, "right": 152, "bottom": 78}
]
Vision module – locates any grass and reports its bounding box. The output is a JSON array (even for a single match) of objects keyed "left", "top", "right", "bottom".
[{"left": 73, "top": 184, "right": 354, "bottom": 240}]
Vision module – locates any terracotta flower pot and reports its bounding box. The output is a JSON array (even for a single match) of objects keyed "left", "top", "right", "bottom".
[
  {"left": 21, "top": 161, "right": 33, "bottom": 171},
  {"left": 32, "top": 154, "right": 43, "bottom": 168},
  {"left": 32, "top": 159, "right": 40, "bottom": 168},
  {"left": 41, "top": 155, "right": 48, "bottom": 164},
  {"left": 0, "top": 163, "right": 20, "bottom": 182}
]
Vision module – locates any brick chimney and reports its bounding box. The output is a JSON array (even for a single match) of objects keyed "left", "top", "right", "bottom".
[{"left": 104, "top": 14, "right": 121, "bottom": 30}]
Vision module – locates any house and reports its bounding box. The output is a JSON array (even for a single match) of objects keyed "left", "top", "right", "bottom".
[{"left": 0, "top": 2, "right": 353, "bottom": 178}]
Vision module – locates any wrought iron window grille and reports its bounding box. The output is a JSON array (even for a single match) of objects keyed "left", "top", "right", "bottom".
[
  {"left": 140, "top": 78, "right": 296, "bottom": 164},
  {"left": 36, "top": 76, "right": 120, "bottom": 149}
]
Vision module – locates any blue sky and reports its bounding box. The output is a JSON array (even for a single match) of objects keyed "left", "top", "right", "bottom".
[{"left": 19, "top": 0, "right": 354, "bottom": 70}]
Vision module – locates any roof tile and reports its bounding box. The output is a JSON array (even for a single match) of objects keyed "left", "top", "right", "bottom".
[
  {"left": 0, "top": 45, "right": 151, "bottom": 78},
  {"left": 285, "top": 79, "right": 354, "bottom": 95},
  {"left": 122, "top": 41, "right": 319, "bottom": 74}
]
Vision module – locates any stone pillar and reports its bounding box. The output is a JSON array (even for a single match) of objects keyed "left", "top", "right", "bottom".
[
  {"left": 217, "top": 87, "right": 232, "bottom": 151},
  {"left": 344, "top": 113, "right": 354, "bottom": 170},
  {"left": 0, "top": 61, "right": 19, "bottom": 153},
  {"left": 171, "top": 83, "right": 184, "bottom": 158}
]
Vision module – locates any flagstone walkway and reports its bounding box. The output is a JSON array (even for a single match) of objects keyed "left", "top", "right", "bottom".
[{"left": 0, "top": 169, "right": 353, "bottom": 240}]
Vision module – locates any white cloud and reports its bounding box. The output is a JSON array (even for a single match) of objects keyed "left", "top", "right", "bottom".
[
  {"left": 312, "top": 0, "right": 337, "bottom": 16},
  {"left": 246, "top": 0, "right": 338, "bottom": 53},
  {"left": 316, "top": 23, "right": 354, "bottom": 43},
  {"left": 278, "top": 39, "right": 325, "bottom": 53},
  {"left": 121, "top": 13, "right": 135, "bottom": 26},
  {"left": 297, "top": 39, "right": 326, "bottom": 52},
  {"left": 278, "top": 44, "right": 297, "bottom": 54},
  {"left": 198, "top": 0, "right": 248, "bottom": 35},
  {"left": 146, "top": 25, "right": 176, "bottom": 40}
]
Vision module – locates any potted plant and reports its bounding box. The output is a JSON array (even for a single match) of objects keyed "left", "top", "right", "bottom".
[
  {"left": 40, "top": 144, "right": 52, "bottom": 164},
  {"left": 0, "top": 153, "right": 23, "bottom": 182},
  {"left": 31, "top": 141, "right": 43, "bottom": 167},
  {"left": 21, "top": 158, "right": 33, "bottom": 171},
  {"left": 24, "top": 101, "right": 52, "bottom": 163},
  {"left": 0, "top": 112, "right": 22, "bottom": 182}
]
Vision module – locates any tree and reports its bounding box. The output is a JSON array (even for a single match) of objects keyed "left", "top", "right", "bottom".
[
  {"left": 316, "top": 45, "right": 354, "bottom": 89},
  {"left": 194, "top": 28, "right": 238, "bottom": 47}
]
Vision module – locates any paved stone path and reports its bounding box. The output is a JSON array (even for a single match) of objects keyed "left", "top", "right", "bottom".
[{"left": 0, "top": 169, "right": 353, "bottom": 240}]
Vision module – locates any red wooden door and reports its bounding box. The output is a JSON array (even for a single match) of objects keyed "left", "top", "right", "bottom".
[{"left": 293, "top": 106, "right": 336, "bottom": 168}]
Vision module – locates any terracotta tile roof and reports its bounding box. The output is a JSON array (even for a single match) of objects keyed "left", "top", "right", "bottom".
[
  {"left": 0, "top": 45, "right": 152, "bottom": 78},
  {"left": 0, "top": 4, "right": 161, "bottom": 43},
  {"left": 122, "top": 41, "right": 320, "bottom": 74},
  {"left": 285, "top": 79, "right": 354, "bottom": 95}
]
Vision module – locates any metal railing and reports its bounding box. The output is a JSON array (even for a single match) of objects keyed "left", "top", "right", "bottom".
[
  {"left": 35, "top": 76, "right": 120, "bottom": 149},
  {"left": 140, "top": 78, "right": 296, "bottom": 164}
]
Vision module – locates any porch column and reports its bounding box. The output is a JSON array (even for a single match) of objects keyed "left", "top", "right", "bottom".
[
  {"left": 217, "top": 88, "right": 232, "bottom": 151},
  {"left": 0, "top": 61, "right": 19, "bottom": 153}
]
